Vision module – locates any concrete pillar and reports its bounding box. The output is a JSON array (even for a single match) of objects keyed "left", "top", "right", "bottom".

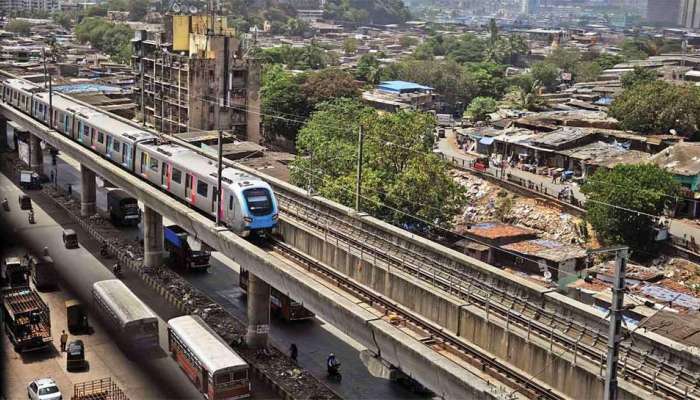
[
  {"left": 80, "top": 165, "right": 96, "bottom": 217},
  {"left": 29, "top": 134, "right": 43, "bottom": 175},
  {"left": 245, "top": 272, "right": 271, "bottom": 348},
  {"left": 143, "top": 206, "right": 164, "bottom": 268}
]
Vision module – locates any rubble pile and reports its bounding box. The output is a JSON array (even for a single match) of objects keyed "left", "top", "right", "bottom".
[
  {"left": 651, "top": 256, "right": 700, "bottom": 295},
  {"left": 452, "top": 170, "right": 585, "bottom": 244}
]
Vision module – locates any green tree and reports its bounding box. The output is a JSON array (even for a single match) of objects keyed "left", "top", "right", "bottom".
[
  {"left": 465, "top": 96, "right": 498, "bottom": 122},
  {"left": 75, "top": 17, "right": 132, "bottom": 61},
  {"left": 399, "top": 35, "right": 418, "bottom": 48},
  {"left": 594, "top": 53, "right": 625, "bottom": 69},
  {"left": 343, "top": 37, "right": 359, "bottom": 54},
  {"left": 128, "top": 0, "right": 149, "bottom": 21},
  {"left": 609, "top": 80, "right": 700, "bottom": 135},
  {"left": 285, "top": 17, "right": 309, "bottom": 36},
  {"left": 356, "top": 54, "right": 383, "bottom": 83},
  {"left": 574, "top": 61, "right": 602, "bottom": 82},
  {"left": 620, "top": 66, "right": 657, "bottom": 88},
  {"left": 582, "top": 164, "right": 679, "bottom": 256},
  {"left": 52, "top": 12, "right": 73, "bottom": 30},
  {"left": 260, "top": 65, "right": 309, "bottom": 143},
  {"left": 292, "top": 99, "right": 465, "bottom": 232},
  {"left": 301, "top": 69, "right": 360, "bottom": 105},
  {"left": 504, "top": 76, "right": 546, "bottom": 111},
  {"left": 6, "top": 20, "right": 31, "bottom": 36},
  {"left": 530, "top": 62, "right": 559, "bottom": 90},
  {"left": 546, "top": 47, "right": 581, "bottom": 74},
  {"left": 323, "top": 0, "right": 410, "bottom": 24}
]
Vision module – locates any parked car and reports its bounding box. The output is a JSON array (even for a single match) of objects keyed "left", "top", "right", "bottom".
[
  {"left": 66, "top": 340, "right": 86, "bottom": 371},
  {"left": 27, "top": 378, "right": 62, "bottom": 400}
]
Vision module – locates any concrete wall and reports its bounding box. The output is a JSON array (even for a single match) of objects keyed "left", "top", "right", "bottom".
[{"left": 278, "top": 218, "right": 652, "bottom": 400}]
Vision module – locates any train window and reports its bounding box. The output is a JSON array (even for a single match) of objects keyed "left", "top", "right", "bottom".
[
  {"left": 97, "top": 131, "right": 104, "bottom": 143},
  {"left": 171, "top": 168, "right": 182, "bottom": 184},
  {"left": 215, "top": 373, "right": 231, "bottom": 384},
  {"left": 83, "top": 124, "right": 90, "bottom": 138},
  {"left": 233, "top": 370, "right": 247, "bottom": 381},
  {"left": 229, "top": 195, "right": 233, "bottom": 210},
  {"left": 140, "top": 152, "right": 147, "bottom": 172},
  {"left": 149, "top": 157, "right": 158, "bottom": 171},
  {"left": 107, "top": 136, "right": 113, "bottom": 151},
  {"left": 197, "top": 181, "right": 208, "bottom": 196},
  {"left": 112, "top": 139, "right": 120, "bottom": 151}
]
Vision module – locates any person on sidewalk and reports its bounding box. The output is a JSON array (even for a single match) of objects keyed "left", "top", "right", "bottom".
[
  {"left": 290, "top": 343, "right": 298, "bottom": 363},
  {"left": 60, "top": 330, "right": 68, "bottom": 352}
]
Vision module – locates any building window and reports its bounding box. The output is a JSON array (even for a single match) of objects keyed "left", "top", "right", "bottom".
[
  {"left": 171, "top": 168, "right": 182, "bottom": 184},
  {"left": 197, "top": 181, "right": 208, "bottom": 197}
]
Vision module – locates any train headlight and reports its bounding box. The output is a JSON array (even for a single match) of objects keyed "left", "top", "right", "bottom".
[{"left": 243, "top": 217, "right": 252, "bottom": 224}]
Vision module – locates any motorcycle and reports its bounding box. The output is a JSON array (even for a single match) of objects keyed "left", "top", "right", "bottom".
[
  {"left": 2, "top": 198, "right": 8, "bottom": 211},
  {"left": 100, "top": 243, "right": 111, "bottom": 258},
  {"left": 327, "top": 364, "right": 342, "bottom": 382},
  {"left": 112, "top": 263, "right": 122, "bottom": 278},
  {"left": 27, "top": 210, "right": 35, "bottom": 224}
]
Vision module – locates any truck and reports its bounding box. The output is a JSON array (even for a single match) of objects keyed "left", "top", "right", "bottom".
[
  {"left": 2, "top": 286, "right": 52, "bottom": 352},
  {"left": 30, "top": 255, "right": 58, "bottom": 290},
  {"left": 2, "top": 256, "right": 29, "bottom": 288},
  {"left": 164, "top": 225, "right": 210, "bottom": 271},
  {"left": 71, "top": 377, "right": 129, "bottom": 400},
  {"left": 107, "top": 189, "right": 141, "bottom": 226}
]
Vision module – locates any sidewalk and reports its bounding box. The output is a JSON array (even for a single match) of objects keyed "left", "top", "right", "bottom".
[{"left": 438, "top": 132, "right": 700, "bottom": 251}]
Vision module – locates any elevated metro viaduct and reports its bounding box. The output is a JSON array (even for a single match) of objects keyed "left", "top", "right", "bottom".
[
  {"left": 3, "top": 72, "right": 699, "bottom": 400},
  {"left": 0, "top": 93, "right": 512, "bottom": 400}
]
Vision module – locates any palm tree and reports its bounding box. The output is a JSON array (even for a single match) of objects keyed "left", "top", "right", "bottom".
[{"left": 505, "top": 79, "right": 547, "bottom": 111}]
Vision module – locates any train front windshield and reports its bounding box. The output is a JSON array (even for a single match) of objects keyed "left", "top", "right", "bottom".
[{"left": 243, "top": 188, "right": 273, "bottom": 216}]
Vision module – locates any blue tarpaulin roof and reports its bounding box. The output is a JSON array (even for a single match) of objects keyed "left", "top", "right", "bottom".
[
  {"left": 53, "top": 84, "right": 127, "bottom": 94},
  {"left": 377, "top": 80, "right": 433, "bottom": 93},
  {"left": 479, "top": 137, "right": 495, "bottom": 145}
]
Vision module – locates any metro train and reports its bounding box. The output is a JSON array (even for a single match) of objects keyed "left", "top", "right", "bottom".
[{"left": 1, "top": 78, "right": 278, "bottom": 235}]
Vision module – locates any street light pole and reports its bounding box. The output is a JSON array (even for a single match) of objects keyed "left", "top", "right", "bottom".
[
  {"left": 604, "top": 246, "right": 628, "bottom": 400},
  {"left": 355, "top": 125, "right": 364, "bottom": 212},
  {"left": 216, "top": 129, "right": 223, "bottom": 226}
]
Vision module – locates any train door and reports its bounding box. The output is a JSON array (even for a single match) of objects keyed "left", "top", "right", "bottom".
[
  {"left": 185, "top": 174, "right": 194, "bottom": 203},
  {"left": 211, "top": 186, "right": 217, "bottom": 214},
  {"left": 201, "top": 369, "right": 208, "bottom": 395},
  {"left": 106, "top": 135, "right": 113, "bottom": 157},
  {"left": 139, "top": 150, "right": 147, "bottom": 175},
  {"left": 77, "top": 121, "right": 84, "bottom": 143},
  {"left": 161, "top": 163, "right": 168, "bottom": 188},
  {"left": 123, "top": 143, "right": 132, "bottom": 168}
]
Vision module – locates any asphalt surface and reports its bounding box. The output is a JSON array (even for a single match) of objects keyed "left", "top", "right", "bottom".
[
  {"left": 0, "top": 162, "right": 278, "bottom": 399},
  {"left": 40, "top": 150, "right": 430, "bottom": 400}
]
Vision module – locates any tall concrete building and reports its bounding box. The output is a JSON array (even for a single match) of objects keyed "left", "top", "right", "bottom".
[
  {"left": 131, "top": 15, "right": 261, "bottom": 143},
  {"left": 0, "top": 0, "right": 60, "bottom": 13},
  {"left": 647, "top": 0, "right": 681, "bottom": 24},
  {"left": 679, "top": 0, "right": 700, "bottom": 28}
]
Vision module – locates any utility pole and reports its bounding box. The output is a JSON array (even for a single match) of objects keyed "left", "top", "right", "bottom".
[
  {"left": 140, "top": 57, "right": 145, "bottom": 126},
  {"left": 355, "top": 125, "right": 364, "bottom": 212},
  {"left": 216, "top": 129, "right": 223, "bottom": 226},
  {"left": 604, "top": 246, "right": 628, "bottom": 400}
]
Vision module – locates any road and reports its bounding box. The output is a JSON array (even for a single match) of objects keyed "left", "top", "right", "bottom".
[
  {"left": 41, "top": 149, "right": 429, "bottom": 400},
  {"left": 0, "top": 166, "right": 277, "bottom": 399}
]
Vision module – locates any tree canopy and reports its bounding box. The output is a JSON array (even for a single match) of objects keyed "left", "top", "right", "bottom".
[
  {"left": 620, "top": 66, "right": 657, "bottom": 88},
  {"left": 609, "top": 80, "right": 700, "bottom": 135},
  {"left": 6, "top": 20, "right": 31, "bottom": 36},
  {"left": 74, "top": 17, "right": 133, "bottom": 63},
  {"left": 254, "top": 44, "right": 335, "bottom": 70},
  {"left": 530, "top": 62, "right": 559, "bottom": 90},
  {"left": 465, "top": 96, "right": 498, "bottom": 122},
  {"left": 291, "top": 99, "right": 465, "bottom": 232},
  {"left": 582, "top": 164, "right": 679, "bottom": 256},
  {"left": 324, "top": 0, "right": 410, "bottom": 24}
]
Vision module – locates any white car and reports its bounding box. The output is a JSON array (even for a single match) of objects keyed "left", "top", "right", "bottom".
[{"left": 27, "top": 378, "right": 62, "bottom": 400}]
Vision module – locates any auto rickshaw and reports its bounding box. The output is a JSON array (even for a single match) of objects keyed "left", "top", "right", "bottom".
[
  {"left": 18, "top": 194, "right": 31, "bottom": 210},
  {"left": 62, "top": 229, "right": 78, "bottom": 249},
  {"left": 65, "top": 299, "right": 88, "bottom": 334}
]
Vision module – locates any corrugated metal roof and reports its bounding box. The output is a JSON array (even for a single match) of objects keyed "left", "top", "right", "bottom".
[
  {"left": 467, "top": 222, "right": 537, "bottom": 240},
  {"left": 377, "top": 80, "right": 433, "bottom": 92}
]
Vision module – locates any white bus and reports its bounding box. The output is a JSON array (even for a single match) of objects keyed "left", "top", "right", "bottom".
[
  {"left": 92, "top": 279, "right": 158, "bottom": 350},
  {"left": 168, "top": 315, "right": 251, "bottom": 400}
]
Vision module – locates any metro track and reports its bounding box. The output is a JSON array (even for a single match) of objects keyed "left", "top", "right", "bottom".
[{"left": 273, "top": 190, "right": 700, "bottom": 400}]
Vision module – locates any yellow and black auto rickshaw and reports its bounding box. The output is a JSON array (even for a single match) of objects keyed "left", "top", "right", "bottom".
[{"left": 65, "top": 299, "right": 88, "bottom": 334}]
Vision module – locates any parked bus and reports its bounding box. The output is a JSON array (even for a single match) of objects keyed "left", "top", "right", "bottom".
[
  {"left": 168, "top": 315, "right": 251, "bottom": 400},
  {"left": 92, "top": 279, "right": 158, "bottom": 351}
]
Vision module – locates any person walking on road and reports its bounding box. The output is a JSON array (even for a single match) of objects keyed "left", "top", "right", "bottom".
[
  {"left": 60, "top": 330, "right": 68, "bottom": 352},
  {"left": 290, "top": 343, "right": 298, "bottom": 363}
]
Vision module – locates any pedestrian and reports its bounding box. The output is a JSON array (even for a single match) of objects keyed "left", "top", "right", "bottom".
[
  {"left": 60, "top": 330, "right": 68, "bottom": 352},
  {"left": 67, "top": 183, "right": 72, "bottom": 196},
  {"left": 290, "top": 343, "right": 298, "bottom": 363},
  {"left": 50, "top": 170, "right": 54, "bottom": 183}
]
